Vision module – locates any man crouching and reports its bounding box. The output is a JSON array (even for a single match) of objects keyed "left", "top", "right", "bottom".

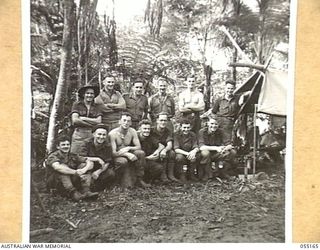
[
  {"left": 108, "top": 112, "right": 150, "bottom": 188},
  {"left": 138, "top": 119, "right": 165, "bottom": 184},
  {"left": 83, "top": 124, "right": 116, "bottom": 192},
  {"left": 199, "top": 117, "right": 237, "bottom": 180},
  {"left": 174, "top": 119, "right": 200, "bottom": 183},
  {"left": 46, "top": 136, "right": 99, "bottom": 201}
]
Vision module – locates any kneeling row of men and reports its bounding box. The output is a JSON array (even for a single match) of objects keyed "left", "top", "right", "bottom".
[{"left": 46, "top": 112, "right": 236, "bottom": 201}]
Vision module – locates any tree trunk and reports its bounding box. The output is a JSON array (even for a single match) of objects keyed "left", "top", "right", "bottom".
[
  {"left": 204, "top": 65, "right": 212, "bottom": 111},
  {"left": 232, "top": 47, "right": 237, "bottom": 81},
  {"left": 46, "top": 0, "right": 75, "bottom": 153}
]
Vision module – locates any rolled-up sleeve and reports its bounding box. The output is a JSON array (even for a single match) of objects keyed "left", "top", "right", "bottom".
[{"left": 46, "top": 153, "right": 60, "bottom": 167}]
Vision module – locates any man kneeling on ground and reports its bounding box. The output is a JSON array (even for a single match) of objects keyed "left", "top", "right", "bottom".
[
  {"left": 138, "top": 119, "right": 165, "bottom": 183},
  {"left": 46, "top": 136, "right": 99, "bottom": 201},
  {"left": 174, "top": 119, "right": 200, "bottom": 183},
  {"left": 108, "top": 112, "right": 150, "bottom": 188},
  {"left": 199, "top": 117, "right": 237, "bottom": 180},
  {"left": 83, "top": 124, "right": 116, "bottom": 192}
]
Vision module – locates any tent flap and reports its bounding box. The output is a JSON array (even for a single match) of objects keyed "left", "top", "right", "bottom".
[{"left": 257, "top": 69, "right": 288, "bottom": 116}]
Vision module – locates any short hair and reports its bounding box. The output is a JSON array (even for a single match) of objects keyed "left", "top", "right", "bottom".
[
  {"left": 226, "top": 79, "right": 236, "bottom": 86},
  {"left": 92, "top": 123, "right": 108, "bottom": 133},
  {"left": 157, "top": 112, "right": 169, "bottom": 119},
  {"left": 179, "top": 118, "right": 191, "bottom": 125},
  {"left": 103, "top": 74, "right": 115, "bottom": 80},
  {"left": 139, "top": 119, "right": 152, "bottom": 127},
  {"left": 56, "top": 135, "right": 70, "bottom": 145},
  {"left": 120, "top": 111, "right": 132, "bottom": 119}
]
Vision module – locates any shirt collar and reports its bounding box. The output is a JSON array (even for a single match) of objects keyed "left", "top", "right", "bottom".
[
  {"left": 223, "top": 94, "right": 235, "bottom": 101},
  {"left": 103, "top": 88, "right": 116, "bottom": 95},
  {"left": 78, "top": 100, "right": 97, "bottom": 106}
]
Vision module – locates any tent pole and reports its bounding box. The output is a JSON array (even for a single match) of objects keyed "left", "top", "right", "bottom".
[{"left": 253, "top": 104, "right": 258, "bottom": 177}]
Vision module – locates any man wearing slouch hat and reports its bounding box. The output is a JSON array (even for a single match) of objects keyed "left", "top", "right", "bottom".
[{"left": 70, "top": 84, "right": 102, "bottom": 155}]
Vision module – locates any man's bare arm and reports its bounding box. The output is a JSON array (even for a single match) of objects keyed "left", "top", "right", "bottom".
[
  {"left": 72, "top": 113, "right": 102, "bottom": 126},
  {"left": 187, "top": 93, "right": 205, "bottom": 112},
  {"left": 200, "top": 145, "right": 222, "bottom": 152},
  {"left": 80, "top": 116, "right": 102, "bottom": 125},
  {"left": 111, "top": 93, "right": 126, "bottom": 110},
  {"left": 175, "top": 148, "right": 189, "bottom": 156},
  {"left": 52, "top": 162, "right": 77, "bottom": 175},
  {"left": 178, "top": 93, "right": 192, "bottom": 113},
  {"left": 130, "top": 129, "right": 141, "bottom": 151},
  {"left": 153, "top": 143, "right": 165, "bottom": 155},
  {"left": 164, "top": 141, "right": 173, "bottom": 151},
  {"left": 72, "top": 113, "right": 93, "bottom": 127},
  {"left": 109, "top": 132, "right": 122, "bottom": 157}
]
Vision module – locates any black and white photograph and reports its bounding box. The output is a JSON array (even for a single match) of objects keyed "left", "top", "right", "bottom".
[{"left": 29, "top": 0, "right": 294, "bottom": 243}]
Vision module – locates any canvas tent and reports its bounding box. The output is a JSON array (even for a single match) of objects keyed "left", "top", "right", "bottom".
[
  {"left": 235, "top": 68, "right": 288, "bottom": 117},
  {"left": 233, "top": 68, "right": 288, "bottom": 178}
]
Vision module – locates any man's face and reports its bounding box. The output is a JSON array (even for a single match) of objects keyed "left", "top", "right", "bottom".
[
  {"left": 57, "top": 140, "right": 71, "bottom": 154},
  {"left": 157, "top": 114, "right": 168, "bottom": 129},
  {"left": 225, "top": 83, "right": 235, "bottom": 97},
  {"left": 181, "top": 123, "right": 191, "bottom": 135},
  {"left": 119, "top": 115, "right": 132, "bottom": 129},
  {"left": 158, "top": 81, "right": 167, "bottom": 95},
  {"left": 208, "top": 119, "right": 219, "bottom": 133},
  {"left": 104, "top": 77, "right": 115, "bottom": 91},
  {"left": 186, "top": 77, "right": 196, "bottom": 89},
  {"left": 93, "top": 128, "right": 107, "bottom": 145},
  {"left": 84, "top": 88, "right": 95, "bottom": 102},
  {"left": 140, "top": 124, "right": 151, "bottom": 137},
  {"left": 133, "top": 82, "right": 144, "bottom": 96}
]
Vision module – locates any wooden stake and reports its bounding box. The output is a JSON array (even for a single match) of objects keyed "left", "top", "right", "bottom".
[
  {"left": 253, "top": 104, "right": 258, "bottom": 177},
  {"left": 219, "top": 26, "right": 254, "bottom": 64}
]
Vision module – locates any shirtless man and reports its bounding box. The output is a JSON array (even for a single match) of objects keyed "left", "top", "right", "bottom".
[
  {"left": 108, "top": 112, "right": 150, "bottom": 188},
  {"left": 178, "top": 74, "right": 205, "bottom": 133}
]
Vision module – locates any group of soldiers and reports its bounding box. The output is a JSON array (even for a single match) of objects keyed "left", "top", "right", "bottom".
[{"left": 46, "top": 75, "right": 240, "bottom": 201}]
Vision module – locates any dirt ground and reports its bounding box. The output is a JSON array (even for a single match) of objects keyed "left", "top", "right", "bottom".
[{"left": 30, "top": 164, "right": 285, "bottom": 243}]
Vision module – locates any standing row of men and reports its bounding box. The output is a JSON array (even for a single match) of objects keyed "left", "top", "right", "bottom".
[{"left": 46, "top": 75, "right": 240, "bottom": 201}]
